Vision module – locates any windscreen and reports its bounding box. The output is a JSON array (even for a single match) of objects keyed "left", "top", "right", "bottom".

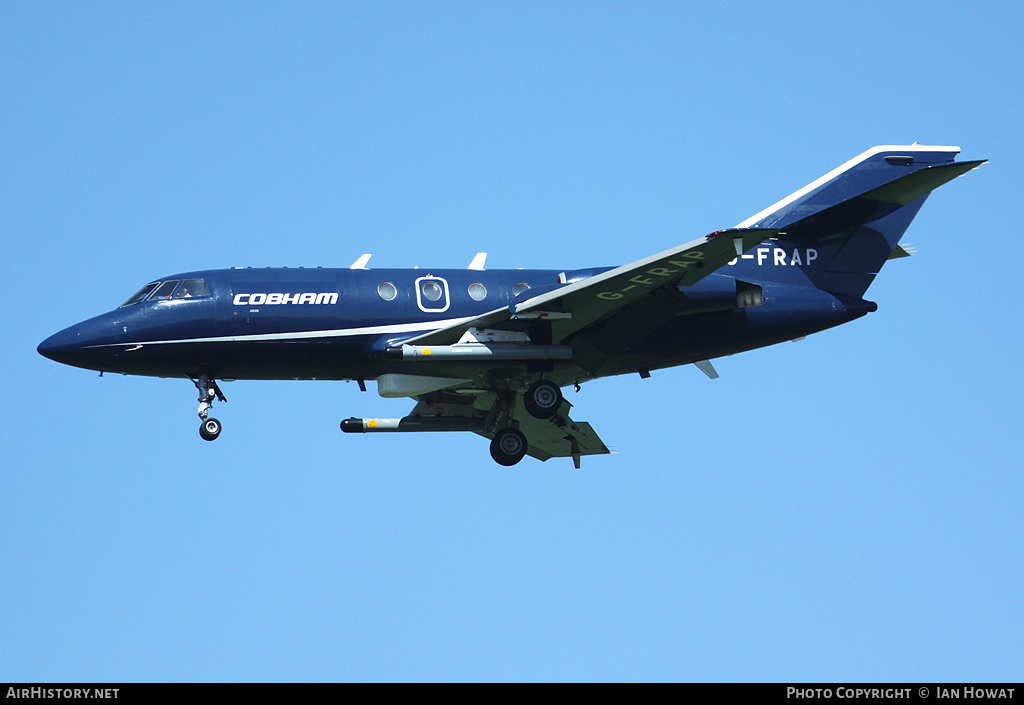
[
  {"left": 121, "top": 282, "right": 160, "bottom": 307},
  {"left": 120, "top": 278, "right": 211, "bottom": 306}
]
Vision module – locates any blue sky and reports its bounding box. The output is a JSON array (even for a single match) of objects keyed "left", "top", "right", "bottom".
[{"left": 2, "top": 1, "right": 1021, "bottom": 682}]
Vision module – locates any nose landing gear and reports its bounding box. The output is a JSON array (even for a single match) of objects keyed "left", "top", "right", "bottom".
[
  {"left": 200, "top": 417, "right": 222, "bottom": 441},
  {"left": 191, "top": 375, "right": 226, "bottom": 441}
]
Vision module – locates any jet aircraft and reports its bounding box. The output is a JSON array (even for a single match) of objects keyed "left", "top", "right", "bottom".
[{"left": 38, "top": 145, "right": 984, "bottom": 466}]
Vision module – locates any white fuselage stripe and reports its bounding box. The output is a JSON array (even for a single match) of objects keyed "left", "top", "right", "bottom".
[{"left": 83, "top": 316, "right": 480, "bottom": 348}]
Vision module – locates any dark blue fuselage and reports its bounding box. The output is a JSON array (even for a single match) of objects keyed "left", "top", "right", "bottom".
[{"left": 37, "top": 263, "right": 868, "bottom": 385}]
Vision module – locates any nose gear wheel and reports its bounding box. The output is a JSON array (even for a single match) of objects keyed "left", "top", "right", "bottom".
[
  {"left": 200, "top": 417, "right": 222, "bottom": 441},
  {"left": 191, "top": 375, "right": 227, "bottom": 441}
]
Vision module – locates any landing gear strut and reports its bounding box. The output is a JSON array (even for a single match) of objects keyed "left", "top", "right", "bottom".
[
  {"left": 191, "top": 375, "right": 226, "bottom": 441},
  {"left": 481, "top": 390, "right": 530, "bottom": 466}
]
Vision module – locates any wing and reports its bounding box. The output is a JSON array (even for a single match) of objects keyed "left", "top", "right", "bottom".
[
  {"left": 405, "top": 395, "right": 611, "bottom": 468},
  {"left": 401, "top": 227, "right": 777, "bottom": 373},
  {"left": 376, "top": 228, "right": 775, "bottom": 465},
  {"left": 403, "top": 228, "right": 776, "bottom": 346}
]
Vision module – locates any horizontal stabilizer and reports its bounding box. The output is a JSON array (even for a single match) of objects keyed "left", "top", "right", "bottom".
[
  {"left": 783, "top": 160, "right": 986, "bottom": 241},
  {"left": 736, "top": 145, "right": 969, "bottom": 230},
  {"left": 757, "top": 156, "right": 984, "bottom": 298},
  {"left": 860, "top": 159, "right": 985, "bottom": 205}
]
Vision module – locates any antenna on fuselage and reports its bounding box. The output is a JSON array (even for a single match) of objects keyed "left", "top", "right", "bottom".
[
  {"left": 468, "top": 252, "right": 487, "bottom": 270},
  {"left": 350, "top": 254, "right": 372, "bottom": 269}
]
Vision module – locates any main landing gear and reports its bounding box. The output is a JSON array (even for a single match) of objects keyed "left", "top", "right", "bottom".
[
  {"left": 523, "top": 379, "right": 562, "bottom": 419},
  {"left": 490, "top": 427, "right": 527, "bottom": 466},
  {"left": 486, "top": 381, "right": 562, "bottom": 466},
  {"left": 342, "top": 379, "right": 567, "bottom": 467},
  {"left": 191, "top": 375, "right": 226, "bottom": 441}
]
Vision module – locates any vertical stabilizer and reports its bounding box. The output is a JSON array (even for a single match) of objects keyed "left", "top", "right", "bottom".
[{"left": 729, "top": 146, "right": 983, "bottom": 297}]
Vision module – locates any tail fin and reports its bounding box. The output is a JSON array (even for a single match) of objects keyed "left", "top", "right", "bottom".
[{"left": 733, "top": 146, "right": 985, "bottom": 298}]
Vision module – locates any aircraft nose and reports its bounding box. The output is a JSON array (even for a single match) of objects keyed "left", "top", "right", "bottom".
[
  {"left": 38, "top": 312, "right": 125, "bottom": 371},
  {"left": 37, "top": 325, "right": 84, "bottom": 365}
]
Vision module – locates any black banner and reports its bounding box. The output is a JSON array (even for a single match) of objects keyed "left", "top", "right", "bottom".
[{"left": 1, "top": 684, "right": 1020, "bottom": 699}]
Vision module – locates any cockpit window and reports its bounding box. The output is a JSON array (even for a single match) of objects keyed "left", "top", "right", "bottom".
[
  {"left": 121, "top": 282, "right": 160, "bottom": 307},
  {"left": 174, "top": 279, "right": 211, "bottom": 298},
  {"left": 120, "top": 278, "right": 211, "bottom": 307},
  {"left": 148, "top": 280, "right": 180, "bottom": 300}
]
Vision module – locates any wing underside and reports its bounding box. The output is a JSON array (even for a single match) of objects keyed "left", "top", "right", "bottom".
[
  {"left": 365, "top": 229, "right": 779, "bottom": 466},
  {"left": 404, "top": 394, "right": 610, "bottom": 466}
]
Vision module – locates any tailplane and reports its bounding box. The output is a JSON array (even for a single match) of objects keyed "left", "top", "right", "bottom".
[{"left": 732, "top": 146, "right": 985, "bottom": 298}]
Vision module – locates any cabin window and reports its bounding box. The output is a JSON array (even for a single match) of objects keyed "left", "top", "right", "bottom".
[
  {"left": 174, "top": 279, "right": 211, "bottom": 298},
  {"left": 421, "top": 280, "right": 443, "bottom": 301},
  {"left": 377, "top": 281, "right": 398, "bottom": 301},
  {"left": 468, "top": 282, "right": 487, "bottom": 301},
  {"left": 121, "top": 282, "right": 160, "bottom": 307},
  {"left": 148, "top": 280, "right": 180, "bottom": 300},
  {"left": 512, "top": 282, "right": 530, "bottom": 297},
  {"left": 414, "top": 276, "right": 450, "bottom": 312}
]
